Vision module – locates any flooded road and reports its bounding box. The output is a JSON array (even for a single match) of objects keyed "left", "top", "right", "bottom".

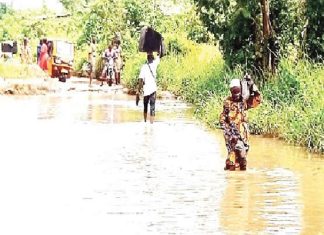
[{"left": 0, "top": 87, "right": 323, "bottom": 235}]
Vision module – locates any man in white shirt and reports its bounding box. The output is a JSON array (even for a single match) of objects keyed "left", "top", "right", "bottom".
[{"left": 138, "top": 51, "right": 160, "bottom": 124}]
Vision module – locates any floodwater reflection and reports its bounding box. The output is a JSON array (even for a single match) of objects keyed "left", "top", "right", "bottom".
[{"left": 0, "top": 91, "right": 323, "bottom": 235}]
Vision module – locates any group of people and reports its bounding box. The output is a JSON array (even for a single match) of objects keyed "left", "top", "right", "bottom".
[
  {"left": 18, "top": 36, "right": 123, "bottom": 82},
  {"left": 18, "top": 37, "right": 49, "bottom": 72},
  {"left": 136, "top": 48, "right": 261, "bottom": 171},
  {"left": 20, "top": 34, "right": 262, "bottom": 171},
  {"left": 87, "top": 38, "right": 123, "bottom": 86}
]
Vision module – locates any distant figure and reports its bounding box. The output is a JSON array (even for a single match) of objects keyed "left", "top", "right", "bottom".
[
  {"left": 100, "top": 44, "right": 116, "bottom": 86},
  {"left": 20, "top": 37, "right": 31, "bottom": 64},
  {"left": 37, "top": 40, "right": 42, "bottom": 63},
  {"left": 137, "top": 51, "right": 161, "bottom": 124},
  {"left": 113, "top": 40, "right": 123, "bottom": 85},
  {"left": 88, "top": 37, "right": 97, "bottom": 86},
  {"left": 38, "top": 38, "right": 48, "bottom": 71},
  {"left": 47, "top": 41, "right": 53, "bottom": 58}
]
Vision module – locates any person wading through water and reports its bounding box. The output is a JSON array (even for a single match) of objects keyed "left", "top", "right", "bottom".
[
  {"left": 137, "top": 51, "right": 161, "bottom": 124},
  {"left": 219, "top": 75, "right": 261, "bottom": 170}
]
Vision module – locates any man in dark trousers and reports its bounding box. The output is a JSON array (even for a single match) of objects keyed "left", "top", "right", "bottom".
[{"left": 137, "top": 51, "right": 160, "bottom": 124}]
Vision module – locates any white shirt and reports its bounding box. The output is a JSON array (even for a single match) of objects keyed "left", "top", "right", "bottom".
[
  {"left": 103, "top": 49, "right": 115, "bottom": 66},
  {"left": 139, "top": 57, "right": 160, "bottom": 96},
  {"left": 113, "top": 46, "right": 122, "bottom": 59}
]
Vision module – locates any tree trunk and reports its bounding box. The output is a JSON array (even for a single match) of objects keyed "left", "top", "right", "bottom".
[
  {"left": 254, "top": 15, "right": 264, "bottom": 81},
  {"left": 260, "top": 0, "right": 272, "bottom": 73}
]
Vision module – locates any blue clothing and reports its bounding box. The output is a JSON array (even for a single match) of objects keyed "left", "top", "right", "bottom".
[{"left": 37, "top": 45, "right": 41, "bottom": 63}]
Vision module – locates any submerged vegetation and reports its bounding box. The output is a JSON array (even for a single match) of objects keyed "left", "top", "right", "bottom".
[{"left": 0, "top": 0, "right": 323, "bottom": 153}]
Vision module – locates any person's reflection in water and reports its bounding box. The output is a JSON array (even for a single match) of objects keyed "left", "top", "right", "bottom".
[{"left": 220, "top": 173, "right": 266, "bottom": 234}]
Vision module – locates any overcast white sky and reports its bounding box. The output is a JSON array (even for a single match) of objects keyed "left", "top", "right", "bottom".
[{"left": 0, "top": 0, "right": 64, "bottom": 11}]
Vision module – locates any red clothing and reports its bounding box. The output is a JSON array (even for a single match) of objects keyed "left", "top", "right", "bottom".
[{"left": 38, "top": 43, "right": 48, "bottom": 70}]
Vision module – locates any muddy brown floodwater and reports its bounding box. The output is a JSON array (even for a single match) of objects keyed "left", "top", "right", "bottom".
[{"left": 0, "top": 86, "right": 323, "bottom": 235}]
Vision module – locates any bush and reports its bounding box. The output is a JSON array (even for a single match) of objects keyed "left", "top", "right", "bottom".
[
  {"left": 249, "top": 60, "right": 324, "bottom": 152},
  {"left": 122, "top": 53, "right": 145, "bottom": 89}
]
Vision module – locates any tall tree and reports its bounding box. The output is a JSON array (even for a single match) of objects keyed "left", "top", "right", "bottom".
[
  {"left": 305, "top": 0, "right": 324, "bottom": 62},
  {"left": 261, "top": 0, "right": 273, "bottom": 72},
  {"left": 194, "top": 0, "right": 303, "bottom": 76}
]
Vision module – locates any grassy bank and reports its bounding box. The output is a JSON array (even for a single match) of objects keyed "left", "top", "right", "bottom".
[
  {"left": 0, "top": 60, "right": 48, "bottom": 79},
  {"left": 123, "top": 41, "right": 323, "bottom": 154},
  {"left": 0, "top": 60, "right": 58, "bottom": 95}
]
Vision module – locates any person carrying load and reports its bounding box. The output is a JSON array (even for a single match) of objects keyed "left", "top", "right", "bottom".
[
  {"left": 219, "top": 74, "right": 262, "bottom": 171},
  {"left": 136, "top": 26, "right": 165, "bottom": 124}
]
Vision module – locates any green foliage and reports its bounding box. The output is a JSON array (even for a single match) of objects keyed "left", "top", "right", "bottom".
[
  {"left": 122, "top": 53, "right": 145, "bottom": 88},
  {"left": 123, "top": 0, "right": 164, "bottom": 35},
  {"left": 124, "top": 0, "right": 148, "bottom": 36},
  {"left": 164, "top": 33, "right": 192, "bottom": 56},
  {"left": 162, "top": 7, "right": 213, "bottom": 44},
  {"left": 270, "top": 0, "right": 304, "bottom": 56},
  {"left": 194, "top": 0, "right": 259, "bottom": 71},
  {"left": 78, "top": 0, "right": 124, "bottom": 46},
  {"left": 193, "top": 0, "right": 306, "bottom": 74},
  {"left": 262, "top": 62, "right": 301, "bottom": 107},
  {"left": 246, "top": 60, "right": 324, "bottom": 153},
  {"left": 158, "top": 42, "right": 225, "bottom": 107},
  {"left": 305, "top": 0, "right": 324, "bottom": 62},
  {"left": 0, "top": 3, "right": 11, "bottom": 19},
  {"left": 221, "top": 6, "right": 255, "bottom": 69}
]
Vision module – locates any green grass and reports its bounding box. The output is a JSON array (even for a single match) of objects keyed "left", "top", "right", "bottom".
[
  {"left": 118, "top": 39, "right": 324, "bottom": 153},
  {"left": 0, "top": 59, "right": 48, "bottom": 79},
  {"left": 249, "top": 62, "right": 324, "bottom": 153}
]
